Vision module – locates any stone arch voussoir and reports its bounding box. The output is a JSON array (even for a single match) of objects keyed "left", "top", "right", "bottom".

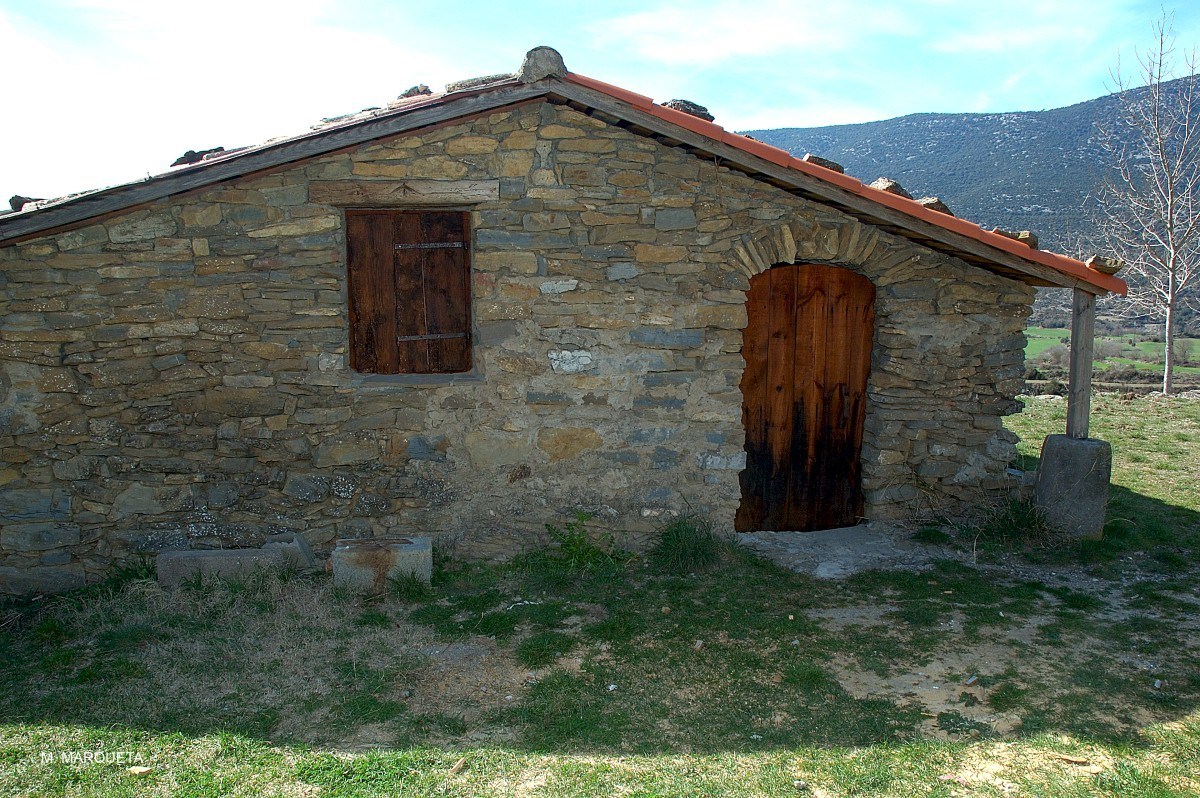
[{"left": 730, "top": 218, "right": 900, "bottom": 281}]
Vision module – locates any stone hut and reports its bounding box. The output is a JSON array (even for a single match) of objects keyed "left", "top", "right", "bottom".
[{"left": 0, "top": 48, "right": 1125, "bottom": 593}]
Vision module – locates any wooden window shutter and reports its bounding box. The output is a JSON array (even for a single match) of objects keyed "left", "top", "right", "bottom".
[
  {"left": 346, "top": 210, "right": 472, "bottom": 375},
  {"left": 346, "top": 211, "right": 399, "bottom": 373}
]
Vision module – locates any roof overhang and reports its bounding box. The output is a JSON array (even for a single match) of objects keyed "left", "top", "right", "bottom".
[{"left": 0, "top": 70, "right": 1125, "bottom": 296}]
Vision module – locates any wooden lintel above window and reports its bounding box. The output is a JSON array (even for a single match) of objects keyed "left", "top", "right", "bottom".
[{"left": 310, "top": 179, "right": 499, "bottom": 206}]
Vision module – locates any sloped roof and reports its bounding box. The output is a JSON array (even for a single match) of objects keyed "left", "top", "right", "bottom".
[{"left": 0, "top": 48, "right": 1125, "bottom": 295}]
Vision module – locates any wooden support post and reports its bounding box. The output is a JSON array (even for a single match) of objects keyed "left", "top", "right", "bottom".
[{"left": 1066, "top": 288, "right": 1096, "bottom": 439}]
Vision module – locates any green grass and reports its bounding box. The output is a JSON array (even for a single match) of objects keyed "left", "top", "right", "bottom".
[
  {"left": 2, "top": 396, "right": 1199, "bottom": 796},
  {"left": 1005, "top": 393, "right": 1200, "bottom": 560},
  {"left": 515, "top": 631, "right": 575, "bottom": 668}
]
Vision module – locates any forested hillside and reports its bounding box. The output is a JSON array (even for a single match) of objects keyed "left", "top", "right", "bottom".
[{"left": 747, "top": 89, "right": 1138, "bottom": 252}]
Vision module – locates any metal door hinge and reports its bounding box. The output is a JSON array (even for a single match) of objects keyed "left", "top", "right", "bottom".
[{"left": 395, "top": 242, "right": 464, "bottom": 250}]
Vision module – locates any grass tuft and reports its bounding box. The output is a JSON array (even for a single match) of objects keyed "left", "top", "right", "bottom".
[
  {"left": 971, "top": 498, "right": 1065, "bottom": 551},
  {"left": 515, "top": 630, "right": 575, "bottom": 668},
  {"left": 649, "top": 514, "right": 722, "bottom": 572},
  {"left": 387, "top": 572, "right": 430, "bottom": 602}
]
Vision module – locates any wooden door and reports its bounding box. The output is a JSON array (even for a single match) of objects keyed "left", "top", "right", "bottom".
[{"left": 736, "top": 264, "right": 875, "bottom": 532}]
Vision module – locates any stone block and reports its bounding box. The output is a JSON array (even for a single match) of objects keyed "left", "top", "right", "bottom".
[
  {"left": 331, "top": 537, "right": 432, "bottom": 593},
  {"left": 651, "top": 446, "right": 681, "bottom": 469},
  {"left": 476, "top": 230, "right": 536, "bottom": 249},
  {"left": 0, "top": 565, "right": 85, "bottom": 594},
  {"left": 464, "top": 431, "right": 532, "bottom": 468},
  {"left": 0, "top": 488, "right": 71, "bottom": 522},
  {"left": 313, "top": 436, "right": 378, "bottom": 468},
  {"left": 282, "top": 472, "right": 330, "bottom": 502},
  {"left": 205, "top": 482, "right": 240, "bottom": 509},
  {"left": 628, "top": 427, "right": 678, "bottom": 445},
  {"left": 654, "top": 208, "right": 697, "bottom": 230},
  {"left": 156, "top": 548, "right": 286, "bottom": 589},
  {"left": 263, "top": 532, "right": 320, "bottom": 572},
  {"left": 642, "top": 372, "right": 692, "bottom": 388},
  {"left": 477, "top": 320, "right": 520, "bottom": 346},
  {"left": 634, "top": 396, "right": 686, "bottom": 411},
  {"left": 539, "top": 124, "right": 584, "bottom": 139},
  {"left": 246, "top": 216, "right": 338, "bottom": 238},
  {"left": 527, "top": 390, "right": 572, "bottom": 406},
  {"left": 405, "top": 435, "right": 448, "bottom": 461},
  {"left": 56, "top": 225, "right": 109, "bottom": 251},
  {"left": 583, "top": 244, "right": 633, "bottom": 260},
  {"left": 1, "top": 522, "right": 81, "bottom": 551},
  {"left": 606, "top": 262, "right": 641, "bottom": 281},
  {"left": 446, "top": 136, "right": 498, "bottom": 155},
  {"left": 591, "top": 225, "right": 657, "bottom": 245},
  {"left": 539, "top": 278, "right": 579, "bottom": 294},
  {"left": 111, "top": 482, "right": 170, "bottom": 519},
  {"left": 180, "top": 203, "right": 222, "bottom": 228},
  {"left": 523, "top": 212, "right": 571, "bottom": 231},
  {"left": 205, "top": 387, "right": 287, "bottom": 417},
  {"left": 697, "top": 452, "right": 746, "bottom": 470},
  {"left": 548, "top": 350, "right": 594, "bottom": 373},
  {"left": 108, "top": 213, "right": 176, "bottom": 243},
  {"left": 630, "top": 328, "right": 703, "bottom": 349},
  {"left": 41, "top": 549, "right": 73, "bottom": 566},
  {"left": 1035, "top": 434, "right": 1112, "bottom": 540},
  {"left": 635, "top": 243, "right": 688, "bottom": 263},
  {"left": 538, "top": 427, "right": 602, "bottom": 462},
  {"left": 353, "top": 492, "right": 391, "bottom": 516},
  {"left": 693, "top": 305, "right": 748, "bottom": 329}
]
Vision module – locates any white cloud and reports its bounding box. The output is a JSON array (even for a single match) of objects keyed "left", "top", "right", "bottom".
[
  {"left": 931, "top": 18, "right": 1097, "bottom": 54},
  {"left": 0, "top": 0, "right": 482, "bottom": 201},
  {"left": 592, "top": 0, "right": 917, "bottom": 67},
  {"left": 728, "top": 100, "right": 889, "bottom": 131},
  {"left": 584, "top": 0, "right": 1142, "bottom": 128}
]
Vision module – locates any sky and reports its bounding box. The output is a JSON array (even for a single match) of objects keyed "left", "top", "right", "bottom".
[{"left": 2, "top": 0, "right": 1200, "bottom": 204}]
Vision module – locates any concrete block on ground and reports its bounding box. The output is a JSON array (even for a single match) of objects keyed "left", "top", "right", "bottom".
[
  {"left": 1035, "top": 434, "right": 1112, "bottom": 539},
  {"left": 263, "top": 532, "right": 319, "bottom": 572},
  {"left": 157, "top": 548, "right": 285, "bottom": 589},
  {"left": 331, "top": 537, "right": 432, "bottom": 593}
]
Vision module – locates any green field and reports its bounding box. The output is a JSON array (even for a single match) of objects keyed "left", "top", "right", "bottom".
[
  {"left": 1025, "top": 327, "right": 1200, "bottom": 376},
  {"left": 1024, "top": 326, "right": 1071, "bottom": 358}
]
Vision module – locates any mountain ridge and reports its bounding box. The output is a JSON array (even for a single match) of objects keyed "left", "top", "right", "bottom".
[{"left": 745, "top": 89, "right": 1136, "bottom": 253}]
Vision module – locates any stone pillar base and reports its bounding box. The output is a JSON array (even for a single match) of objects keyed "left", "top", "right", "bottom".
[{"left": 1034, "top": 434, "right": 1112, "bottom": 539}]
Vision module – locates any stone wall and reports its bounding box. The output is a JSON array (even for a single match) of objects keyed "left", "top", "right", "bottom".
[{"left": 0, "top": 101, "right": 1034, "bottom": 592}]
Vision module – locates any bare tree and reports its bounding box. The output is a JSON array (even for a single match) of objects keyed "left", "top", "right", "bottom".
[{"left": 1093, "top": 15, "right": 1200, "bottom": 394}]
